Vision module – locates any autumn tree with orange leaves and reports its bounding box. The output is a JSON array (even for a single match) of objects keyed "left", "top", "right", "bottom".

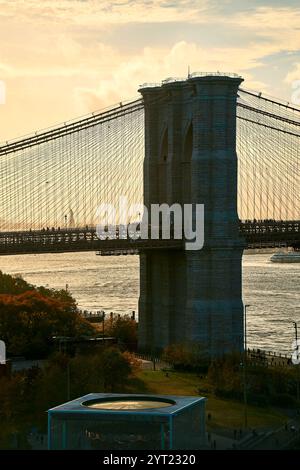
[{"left": 0, "top": 271, "right": 95, "bottom": 358}]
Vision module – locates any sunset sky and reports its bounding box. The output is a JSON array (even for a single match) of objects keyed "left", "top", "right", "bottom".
[{"left": 0, "top": 0, "right": 300, "bottom": 140}]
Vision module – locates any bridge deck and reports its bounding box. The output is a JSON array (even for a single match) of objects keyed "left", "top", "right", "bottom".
[{"left": 0, "top": 221, "right": 298, "bottom": 255}]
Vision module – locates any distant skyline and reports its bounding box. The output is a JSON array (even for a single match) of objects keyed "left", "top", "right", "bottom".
[{"left": 0, "top": 0, "right": 300, "bottom": 140}]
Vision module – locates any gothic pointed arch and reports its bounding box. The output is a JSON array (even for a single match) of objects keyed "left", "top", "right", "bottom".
[
  {"left": 157, "top": 127, "right": 169, "bottom": 202},
  {"left": 181, "top": 122, "right": 193, "bottom": 203}
]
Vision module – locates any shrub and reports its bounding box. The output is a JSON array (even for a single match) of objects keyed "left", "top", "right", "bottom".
[{"left": 162, "top": 342, "right": 207, "bottom": 370}]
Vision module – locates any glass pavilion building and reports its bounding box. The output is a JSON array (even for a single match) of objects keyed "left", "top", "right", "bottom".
[{"left": 48, "top": 393, "right": 206, "bottom": 450}]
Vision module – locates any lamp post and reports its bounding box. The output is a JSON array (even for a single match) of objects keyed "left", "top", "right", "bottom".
[
  {"left": 101, "top": 311, "right": 106, "bottom": 342},
  {"left": 67, "top": 361, "right": 70, "bottom": 401},
  {"left": 243, "top": 304, "right": 251, "bottom": 429}
]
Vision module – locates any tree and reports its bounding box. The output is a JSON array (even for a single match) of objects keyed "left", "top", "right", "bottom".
[
  {"left": 0, "top": 273, "right": 95, "bottom": 358},
  {"left": 98, "top": 347, "right": 132, "bottom": 392},
  {"left": 105, "top": 315, "right": 137, "bottom": 351},
  {"left": 0, "top": 271, "right": 33, "bottom": 295}
]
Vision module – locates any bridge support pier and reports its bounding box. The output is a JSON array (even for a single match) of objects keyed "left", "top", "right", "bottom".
[{"left": 138, "top": 74, "right": 245, "bottom": 359}]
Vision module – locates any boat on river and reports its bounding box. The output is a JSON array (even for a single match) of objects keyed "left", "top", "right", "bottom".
[{"left": 270, "top": 251, "right": 300, "bottom": 263}]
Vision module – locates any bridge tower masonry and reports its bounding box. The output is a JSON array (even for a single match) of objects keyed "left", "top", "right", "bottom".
[{"left": 138, "top": 74, "right": 245, "bottom": 358}]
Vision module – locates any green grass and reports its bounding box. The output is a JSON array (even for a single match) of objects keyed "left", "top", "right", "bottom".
[{"left": 126, "top": 369, "right": 286, "bottom": 434}]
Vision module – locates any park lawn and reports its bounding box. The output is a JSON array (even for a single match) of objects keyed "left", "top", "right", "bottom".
[
  {"left": 128, "top": 369, "right": 286, "bottom": 433},
  {"left": 206, "top": 397, "right": 286, "bottom": 434}
]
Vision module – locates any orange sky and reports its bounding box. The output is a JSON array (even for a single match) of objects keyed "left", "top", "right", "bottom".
[{"left": 0, "top": 0, "right": 300, "bottom": 141}]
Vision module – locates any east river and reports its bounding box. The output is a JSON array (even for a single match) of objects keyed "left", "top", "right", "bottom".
[{"left": 0, "top": 251, "right": 299, "bottom": 354}]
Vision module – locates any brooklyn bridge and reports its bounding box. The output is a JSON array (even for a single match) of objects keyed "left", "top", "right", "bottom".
[
  {"left": 0, "top": 73, "right": 299, "bottom": 355},
  {"left": 0, "top": 74, "right": 299, "bottom": 254}
]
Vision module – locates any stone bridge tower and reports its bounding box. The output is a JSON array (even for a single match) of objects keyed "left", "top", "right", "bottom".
[{"left": 138, "top": 74, "right": 245, "bottom": 358}]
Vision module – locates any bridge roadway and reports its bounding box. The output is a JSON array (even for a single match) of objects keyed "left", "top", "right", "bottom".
[{"left": 0, "top": 220, "right": 299, "bottom": 255}]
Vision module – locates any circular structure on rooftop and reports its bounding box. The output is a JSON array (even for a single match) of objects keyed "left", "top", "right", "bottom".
[{"left": 82, "top": 396, "right": 176, "bottom": 411}]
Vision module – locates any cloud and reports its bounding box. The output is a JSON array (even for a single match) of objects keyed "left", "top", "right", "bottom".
[
  {"left": 285, "top": 63, "right": 300, "bottom": 84},
  {"left": 0, "top": 0, "right": 211, "bottom": 25},
  {"left": 1, "top": 1, "right": 300, "bottom": 138},
  {"left": 0, "top": 37, "right": 120, "bottom": 79},
  {"left": 74, "top": 40, "right": 275, "bottom": 112},
  {"left": 230, "top": 7, "right": 300, "bottom": 53}
]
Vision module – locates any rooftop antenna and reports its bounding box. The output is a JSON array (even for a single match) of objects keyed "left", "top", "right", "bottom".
[{"left": 188, "top": 65, "right": 191, "bottom": 78}]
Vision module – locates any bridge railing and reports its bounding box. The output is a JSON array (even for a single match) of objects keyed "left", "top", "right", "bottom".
[{"left": 0, "top": 220, "right": 299, "bottom": 254}]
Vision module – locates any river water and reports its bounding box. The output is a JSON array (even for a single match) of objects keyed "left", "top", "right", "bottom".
[{"left": 0, "top": 252, "right": 299, "bottom": 354}]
